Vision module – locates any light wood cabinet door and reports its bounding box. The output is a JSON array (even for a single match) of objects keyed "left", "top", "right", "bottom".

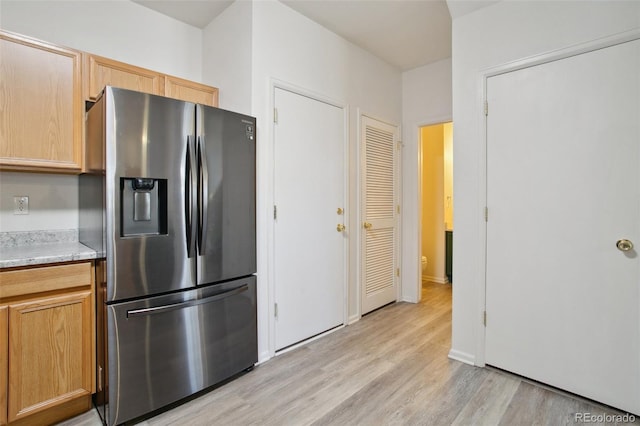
[
  {"left": 7, "top": 290, "right": 93, "bottom": 423},
  {"left": 164, "top": 75, "right": 219, "bottom": 107},
  {"left": 0, "top": 31, "right": 83, "bottom": 173},
  {"left": 0, "top": 305, "right": 7, "bottom": 426},
  {"left": 85, "top": 54, "right": 163, "bottom": 100}
]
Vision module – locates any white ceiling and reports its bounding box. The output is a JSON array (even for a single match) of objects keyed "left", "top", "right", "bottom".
[
  {"left": 132, "top": 0, "right": 234, "bottom": 28},
  {"left": 282, "top": 0, "right": 451, "bottom": 71},
  {"left": 132, "top": 0, "right": 498, "bottom": 71}
]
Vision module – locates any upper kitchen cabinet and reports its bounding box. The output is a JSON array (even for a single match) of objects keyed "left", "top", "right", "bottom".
[
  {"left": 0, "top": 31, "right": 83, "bottom": 173},
  {"left": 85, "top": 54, "right": 219, "bottom": 107},
  {"left": 164, "top": 75, "right": 219, "bottom": 107},
  {"left": 84, "top": 54, "right": 163, "bottom": 101}
]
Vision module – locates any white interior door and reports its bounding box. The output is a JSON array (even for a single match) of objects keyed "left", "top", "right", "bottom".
[
  {"left": 485, "top": 39, "right": 640, "bottom": 415},
  {"left": 361, "top": 116, "right": 399, "bottom": 315},
  {"left": 274, "top": 87, "right": 346, "bottom": 351}
]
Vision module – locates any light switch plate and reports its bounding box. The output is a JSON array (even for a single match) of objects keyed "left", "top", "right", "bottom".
[{"left": 13, "top": 196, "right": 29, "bottom": 215}]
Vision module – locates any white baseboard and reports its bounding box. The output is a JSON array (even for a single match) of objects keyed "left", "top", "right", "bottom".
[
  {"left": 448, "top": 348, "right": 475, "bottom": 366},
  {"left": 257, "top": 350, "right": 272, "bottom": 365},
  {"left": 347, "top": 314, "right": 360, "bottom": 325},
  {"left": 423, "top": 275, "right": 449, "bottom": 284},
  {"left": 275, "top": 324, "right": 345, "bottom": 356}
]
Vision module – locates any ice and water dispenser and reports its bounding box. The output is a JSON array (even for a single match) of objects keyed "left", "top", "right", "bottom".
[{"left": 121, "top": 178, "right": 168, "bottom": 236}]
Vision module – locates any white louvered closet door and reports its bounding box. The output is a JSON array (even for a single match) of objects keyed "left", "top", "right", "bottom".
[{"left": 361, "top": 116, "right": 399, "bottom": 314}]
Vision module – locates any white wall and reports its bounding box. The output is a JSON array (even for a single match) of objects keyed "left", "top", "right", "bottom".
[
  {"left": 451, "top": 0, "right": 640, "bottom": 365},
  {"left": 0, "top": 172, "right": 78, "bottom": 232},
  {"left": 443, "top": 122, "right": 453, "bottom": 230},
  {"left": 421, "top": 125, "right": 446, "bottom": 282},
  {"left": 249, "top": 0, "right": 402, "bottom": 361},
  {"left": 0, "top": 0, "right": 203, "bottom": 233},
  {"left": 401, "top": 58, "right": 452, "bottom": 302},
  {"left": 202, "top": 1, "right": 252, "bottom": 113}
]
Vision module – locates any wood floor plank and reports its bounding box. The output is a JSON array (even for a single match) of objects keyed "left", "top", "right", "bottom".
[
  {"left": 451, "top": 370, "right": 521, "bottom": 425},
  {"left": 312, "top": 343, "right": 451, "bottom": 426},
  {"left": 418, "top": 364, "right": 489, "bottom": 424}
]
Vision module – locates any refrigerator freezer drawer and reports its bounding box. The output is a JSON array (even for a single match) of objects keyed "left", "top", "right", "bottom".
[{"left": 103, "top": 276, "right": 257, "bottom": 425}]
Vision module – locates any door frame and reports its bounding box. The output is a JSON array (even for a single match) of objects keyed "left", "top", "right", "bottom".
[
  {"left": 357, "top": 111, "right": 402, "bottom": 318},
  {"left": 476, "top": 29, "right": 640, "bottom": 368},
  {"left": 418, "top": 120, "right": 453, "bottom": 287},
  {"left": 408, "top": 115, "right": 452, "bottom": 305},
  {"left": 267, "top": 79, "right": 349, "bottom": 357}
]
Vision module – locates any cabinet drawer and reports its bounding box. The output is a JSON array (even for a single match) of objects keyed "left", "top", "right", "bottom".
[{"left": 0, "top": 262, "right": 92, "bottom": 301}]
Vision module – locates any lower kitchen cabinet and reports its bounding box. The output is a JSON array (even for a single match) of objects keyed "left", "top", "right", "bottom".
[
  {"left": 0, "top": 261, "right": 95, "bottom": 425},
  {"left": 0, "top": 306, "right": 7, "bottom": 426}
]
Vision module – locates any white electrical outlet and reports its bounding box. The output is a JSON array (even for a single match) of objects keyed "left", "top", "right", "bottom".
[{"left": 13, "top": 196, "right": 29, "bottom": 215}]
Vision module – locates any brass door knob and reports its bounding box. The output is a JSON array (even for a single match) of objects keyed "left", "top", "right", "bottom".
[
  {"left": 337, "top": 224, "right": 346, "bottom": 232},
  {"left": 363, "top": 222, "right": 372, "bottom": 229},
  {"left": 337, "top": 207, "right": 344, "bottom": 215},
  {"left": 616, "top": 239, "right": 634, "bottom": 252}
]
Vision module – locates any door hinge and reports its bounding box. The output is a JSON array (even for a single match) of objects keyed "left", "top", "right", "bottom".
[
  {"left": 274, "top": 303, "right": 278, "bottom": 318},
  {"left": 484, "top": 101, "right": 489, "bottom": 116},
  {"left": 98, "top": 365, "right": 103, "bottom": 391},
  {"left": 483, "top": 311, "right": 487, "bottom": 326},
  {"left": 396, "top": 141, "right": 402, "bottom": 150},
  {"left": 396, "top": 205, "right": 400, "bottom": 214},
  {"left": 274, "top": 107, "right": 278, "bottom": 124},
  {"left": 396, "top": 268, "right": 400, "bottom": 277},
  {"left": 274, "top": 205, "right": 277, "bottom": 220},
  {"left": 484, "top": 206, "right": 488, "bottom": 222}
]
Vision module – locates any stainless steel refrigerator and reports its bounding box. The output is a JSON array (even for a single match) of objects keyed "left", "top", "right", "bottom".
[{"left": 80, "top": 87, "right": 257, "bottom": 425}]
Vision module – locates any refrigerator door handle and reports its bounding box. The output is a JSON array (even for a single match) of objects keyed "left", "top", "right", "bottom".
[
  {"left": 197, "top": 135, "right": 209, "bottom": 255},
  {"left": 185, "top": 135, "right": 197, "bottom": 257},
  {"left": 126, "top": 284, "right": 248, "bottom": 318}
]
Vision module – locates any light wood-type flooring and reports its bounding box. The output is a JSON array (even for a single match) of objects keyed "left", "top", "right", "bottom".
[{"left": 61, "top": 281, "right": 638, "bottom": 426}]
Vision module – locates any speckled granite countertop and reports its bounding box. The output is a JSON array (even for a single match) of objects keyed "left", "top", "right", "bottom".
[{"left": 0, "top": 230, "right": 99, "bottom": 269}]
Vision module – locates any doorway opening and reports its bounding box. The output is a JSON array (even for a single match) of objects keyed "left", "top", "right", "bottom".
[{"left": 420, "top": 122, "right": 453, "bottom": 297}]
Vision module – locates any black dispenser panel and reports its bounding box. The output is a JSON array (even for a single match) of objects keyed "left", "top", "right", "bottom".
[{"left": 121, "top": 178, "right": 167, "bottom": 237}]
